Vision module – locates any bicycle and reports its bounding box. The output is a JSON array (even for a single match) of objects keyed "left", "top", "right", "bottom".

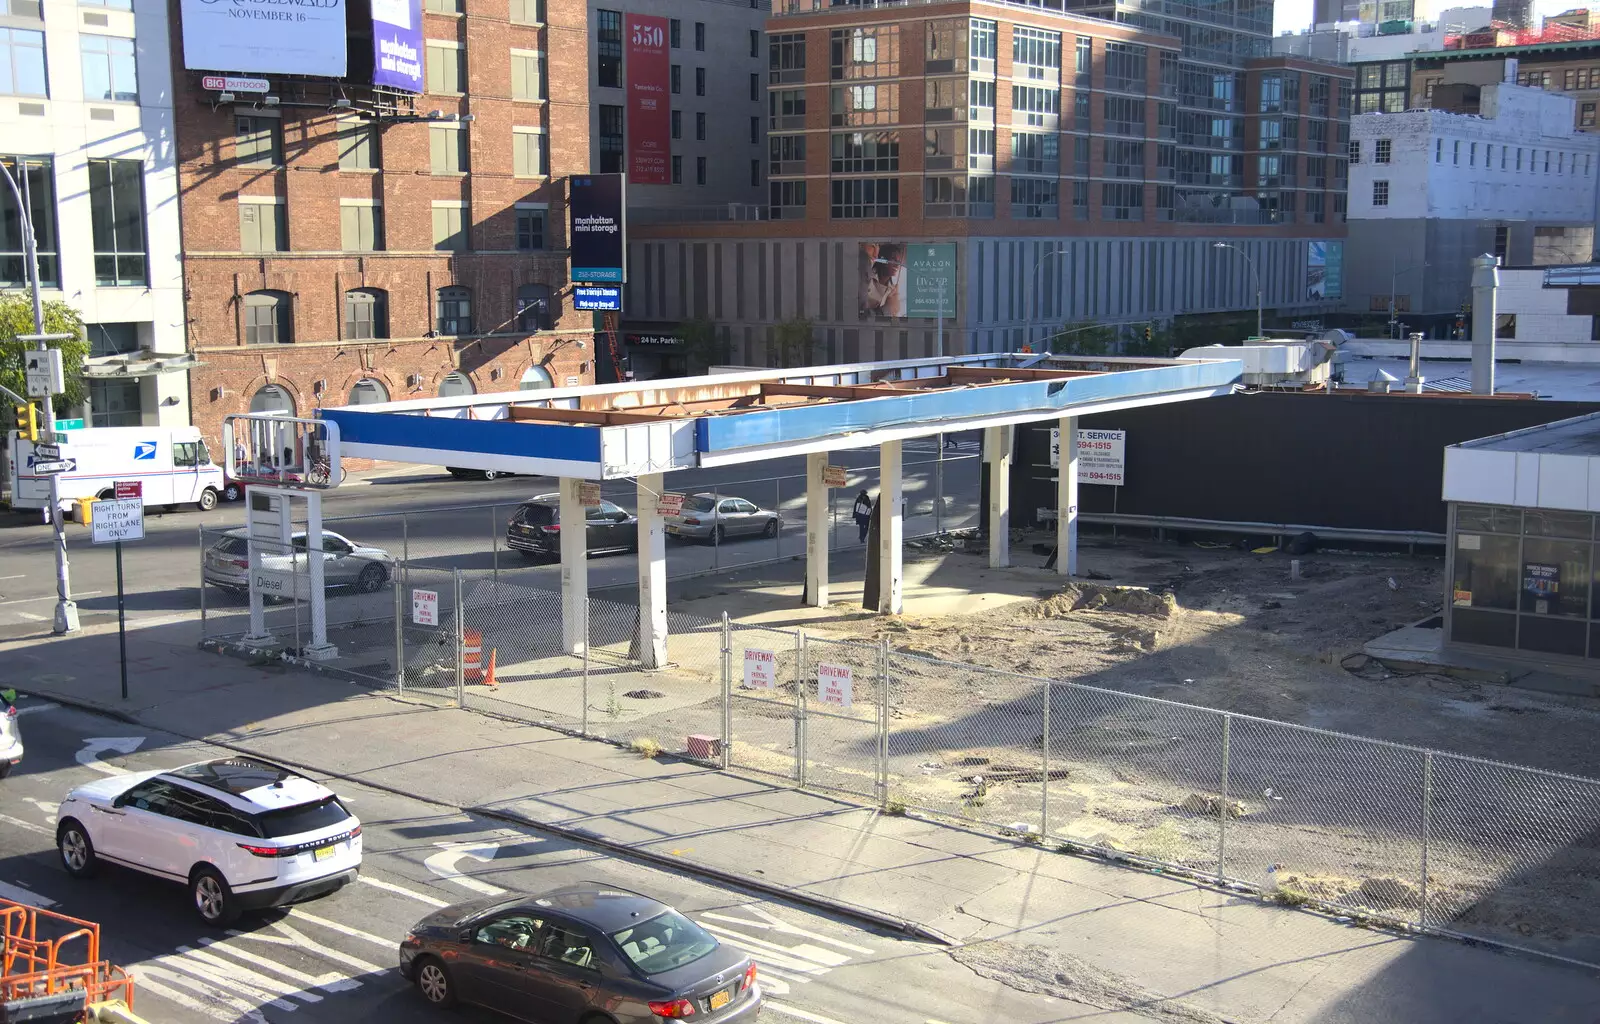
[{"left": 304, "top": 458, "right": 348, "bottom": 487}]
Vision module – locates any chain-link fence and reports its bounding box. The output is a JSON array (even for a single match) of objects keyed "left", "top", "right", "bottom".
[{"left": 196, "top": 517, "right": 1600, "bottom": 967}]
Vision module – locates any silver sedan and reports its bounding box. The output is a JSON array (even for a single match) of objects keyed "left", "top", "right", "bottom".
[{"left": 665, "top": 494, "right": 781, "bottom": 543}]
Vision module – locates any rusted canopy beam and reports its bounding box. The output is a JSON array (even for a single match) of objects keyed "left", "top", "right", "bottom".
[
  {"left": 947, "top": 366, "right": 1098, "bottom": 384},
  {"left": 760, "top": 381, "right": 906, "bottom": 401},
  {"left": 507, "top": 405, "right": 667, "bottom": 425}
]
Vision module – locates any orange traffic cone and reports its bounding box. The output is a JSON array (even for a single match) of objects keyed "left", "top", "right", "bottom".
[{"left": 483, "top": 649, "right": 498, "bottom": 687}]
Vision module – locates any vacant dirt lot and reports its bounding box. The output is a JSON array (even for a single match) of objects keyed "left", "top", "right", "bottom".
[{"left": 820, "top": 535, "right": 1600, "bottom": 778}]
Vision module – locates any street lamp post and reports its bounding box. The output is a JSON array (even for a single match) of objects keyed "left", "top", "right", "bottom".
[
  {"left": 0, "top": 160, "right": 76, "bottom": 634},
  {"left": 1213, "top": 242, "right": 1263, "bottom": 340},
  {"left": 1028, "top": 246, "right": 1071, "bottom": 351}
]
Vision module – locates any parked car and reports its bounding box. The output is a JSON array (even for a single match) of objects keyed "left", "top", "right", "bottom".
[
  {"left": 665, "top": 494, "right": 781, "bottom": 544},
  {"left": 56, "top": 756, "right": 362, "bottom": 926},
  {"left": 506, "top": 494, "right": 638, "bottom": 561},
  {"left": 202, "top": 528, "right": 394, "bottom": 597},
  {"left": 446, "top": 467, "right": 518, "bottom": 481},
  {"left": 0, "top": 688, "right": 21, "bottom": 779},
  {"left": 399, "top": 884, "right": 761, "bottom": 1023}
]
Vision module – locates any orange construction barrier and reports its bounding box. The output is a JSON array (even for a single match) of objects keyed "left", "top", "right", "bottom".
[
  {"left": 482, "top": 649, "right": 498, "bottom": 687},
  {"left": 0, "top": 899, "right": 135, "bottom": 1012},
  {"left": 463, "top": 628, "right": 484, "bottom": 682}
]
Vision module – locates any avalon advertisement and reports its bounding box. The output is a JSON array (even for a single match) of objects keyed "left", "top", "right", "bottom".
[
  {"left": 570, "top": 175, "right": 627, "bottom": 283},
  {"left": 858, "top": 242, "right": 958, "bottom": 319},
  {"left": 1307, "top": 241, "right": 1344, "bottom": 301},
  {"left": 180, "top": 0, "right": 348, "bottom": 77},
  {"left": 372, "top": 0, "right": 423, "bottom": 92},
  {"left": 625, "top": 14, "right": 671, "bottom": 185}
]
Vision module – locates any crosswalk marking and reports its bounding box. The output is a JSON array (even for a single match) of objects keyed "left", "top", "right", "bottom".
[
  {"left": 700, "top": 923, "right": 836, "bottom": 973},
  {"left": 0, "top": 880, "right": 54, "bottom": 907},
  {"left": 704, "top": 905, "right": 876, "bottom": 955},
  {"left": 237, "top": 918, "right": 388, "bottom": 974},
  {"left": 197, "top": 936, "right": 361, "bottom": 991},
  {"left": 136, "top": 965, "right": 271, "bottom": 1024},
  {"left": 285, "top": 906, "right": 399, "bottom": 951},
  {"left": 158, "top": 949, "right": 301, "bottom": 1011},
  {"left": 358, "top": 872, "right": 449, "bottom": 907}
]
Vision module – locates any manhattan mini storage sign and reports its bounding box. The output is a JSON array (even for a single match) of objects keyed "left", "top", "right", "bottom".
[{"left": 570, "top": 175, "right": 626, "bottom": 283}]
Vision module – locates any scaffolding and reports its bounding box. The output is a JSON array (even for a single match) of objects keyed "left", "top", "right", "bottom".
[{"left": 0, "top": 900, "right": 138, "bottom": 1023}]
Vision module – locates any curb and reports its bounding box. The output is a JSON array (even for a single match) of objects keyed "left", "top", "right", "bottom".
[
  {"left": 16, "top": 683, "right": 957, "bottom": 946},
  {"left": 468, "top": 804, "right": 958, "bottom": 947}
]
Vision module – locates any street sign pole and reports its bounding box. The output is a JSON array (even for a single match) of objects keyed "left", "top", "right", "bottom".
[
  {"left": 115, "top": 539, "right": 126, "bottom": 700},
  {"left": 2, "top": 160, "right": 77, "bottom": 633},
  {"left": 94, "top": 481, "right": 145, "bottom": 698}
]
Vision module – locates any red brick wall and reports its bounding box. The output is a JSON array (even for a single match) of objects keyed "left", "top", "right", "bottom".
[{"left": 170, "top": 0, "right": 598, "bottom": 452}]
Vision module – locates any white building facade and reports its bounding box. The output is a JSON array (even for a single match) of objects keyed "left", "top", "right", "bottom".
[
  {"left": 1343, "top": 82, "right": 1600, "bottom": 319},
  {"left": 0, "top": 0, "right": 186, "bottom": 427}
]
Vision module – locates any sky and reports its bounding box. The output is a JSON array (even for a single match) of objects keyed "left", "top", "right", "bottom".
[{"left": 1273, "top": 0, "right": 1592, "bottom": 35}]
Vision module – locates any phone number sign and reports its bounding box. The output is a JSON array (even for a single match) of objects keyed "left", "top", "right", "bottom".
[{"left": 1049, "top": 428, "right": 1126, "bottom": 486}]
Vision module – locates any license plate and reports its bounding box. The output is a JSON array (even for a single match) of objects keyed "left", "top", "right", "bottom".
[
  {"left": 666, "top": 525, "right": 679, "bottom": 534},
  {"left": 313, "top": 845, "right": 334, "bottom": 861},
  {"left": 709, "top": 990, "right": 730, "bottom": 1011}
]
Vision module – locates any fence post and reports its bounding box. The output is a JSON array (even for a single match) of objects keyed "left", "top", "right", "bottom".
[
  {"left": 877, "top": 637, "right": 889, "bottom": 807},
  {"left": 1420, "top": 750, "right": 1434, "bottom": 929},
  {"left": 491, "top": 505, "right": 500, "bottom": 584},
  {"left": 292, "top": 551, "right": 302, "bottom": 654},
  {"left": 402, "top": 513, "right": 410, "bottom": 591},
  {"left": 394, "top": 578, "right": 405, "bottom": 693},
  {"left": 454, "top": 569, "right": 465, "bottom": 709},
  {"left": 1041, "top": 679, "right": 1052, "bottom": 838},
  {"left": 1218, "top": 713, "right": 1232, "bottom": 883},
  {"left": 721, "top": 612, "right": 732, "bottom": 771},
  {"left": 936, "top": 438, "right": 945, "bottom": 534},
  {"left": 581, "top": 597, "right": 590, "bottom": 737},
  {"left": 197, "top": 526, "right": 207, "bottom": 635},
  {"left": 795, "top": 628, "right": 807, "bottom": 788}
]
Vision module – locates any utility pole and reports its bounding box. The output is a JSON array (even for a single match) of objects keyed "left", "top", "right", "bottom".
[{"left": 2, "top": 161, "right": 76, "bottom": 633}]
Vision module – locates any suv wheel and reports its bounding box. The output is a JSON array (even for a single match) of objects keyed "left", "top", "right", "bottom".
[
  {"left": 58, "top": 820, "right": 97, "bottom": 878},
  {"left": 191, "top": 866, "right": 240, "bottom": 927},
  {"left": 414, "top": 957, "right": 456, "bottom": 1007}
]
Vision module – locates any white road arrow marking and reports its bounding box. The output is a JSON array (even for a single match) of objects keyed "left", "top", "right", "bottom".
[
  {"left": 424, "top": 841, "right": 507, "bottom": 897},
  {"left": 76, "top": 737, "right": 144, "bottom": 776},
  {"left": 21, "top": 796, "right": 57, "bottom": 825}
]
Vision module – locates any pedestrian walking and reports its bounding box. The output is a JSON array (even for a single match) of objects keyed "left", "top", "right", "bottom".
[{"left": 853, "top": 489, "right": 874, "bottom": 543}]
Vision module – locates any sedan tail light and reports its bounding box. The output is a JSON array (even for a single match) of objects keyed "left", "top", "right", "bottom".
[
  {"left": 739, "top": 963, "right": 757, "bottom": 992},
  {"left": 647, "top": 998, "right": 696, "bottom": 1018},
  {"left": 228, "top": 558, "right": 248, "bottom": 568},
  {"left": 682, "top": 517, "right": 701, "bottom": 526}
]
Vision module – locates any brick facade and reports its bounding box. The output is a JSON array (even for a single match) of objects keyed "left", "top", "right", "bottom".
[{"left": 171, "top": 0, "right": 598, "bottom": 455}]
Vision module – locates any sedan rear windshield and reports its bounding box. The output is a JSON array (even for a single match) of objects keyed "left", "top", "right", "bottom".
[
  {"left": 211, "top": 537, "right": 248, "bottom": 556},
  {"left": 257, "top": 796, "right": 352, "bottom": 838},
  {"left": 610, "top": 909, "right": 717, "bottom": 975},
  {"left": 681, "top": 496, "right": 716, "bottom": 513},
  {"left": 511, "top": 504, "right": 556, "bottom": 526}
]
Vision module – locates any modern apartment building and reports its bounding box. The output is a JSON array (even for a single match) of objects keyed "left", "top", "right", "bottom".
[
  {"left": 621, "top": 0, "right": 1353, "bottom": 364},
  {"left": 1344, "top": 80, "right": 1600, "bottom": 320},
  {"left": 0, "top": 0, "right": 187, "bottom": 428},
  {"left": 172, "top": 0, "right": 594, "bottom": 453}
]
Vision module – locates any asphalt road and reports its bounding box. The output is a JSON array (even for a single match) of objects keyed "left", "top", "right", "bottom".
[
  {"left": 0, "top": 696, "right": 1089, "bottom": 1024},
  {"left": 0, "top": 440, "right": 984, "bottom": 640}
]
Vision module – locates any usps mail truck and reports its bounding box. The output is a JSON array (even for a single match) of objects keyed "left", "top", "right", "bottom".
[{"left": 9, "top": 426, "right": 225, "bottom": 513}]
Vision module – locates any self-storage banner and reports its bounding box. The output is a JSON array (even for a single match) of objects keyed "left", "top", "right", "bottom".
[
  {"left": 570, "top": 175, "right": 627, "bottom": 283},
  {"left": 626, "top": 15, "right": 671, "bottom": 185},
  {"left": 372, "top": 0, "right": 423, "bottom": 92}
]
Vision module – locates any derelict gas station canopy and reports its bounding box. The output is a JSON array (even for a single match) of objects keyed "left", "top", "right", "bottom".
[{"left": 319, "top": 353, "right": 1243, "bottom": 479}]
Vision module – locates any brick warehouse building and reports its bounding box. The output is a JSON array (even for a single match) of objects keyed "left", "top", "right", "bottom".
[{"left": 171, "top": 0, "right": 596, "bottom": 454}]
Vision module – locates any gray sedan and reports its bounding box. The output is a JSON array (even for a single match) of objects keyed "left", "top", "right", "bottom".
[
  {"left": 203, "top": 528, "right": 394, "bottom": 597},
  {"left": 664, "top": 494, "right": 780, "bottom": 543}
]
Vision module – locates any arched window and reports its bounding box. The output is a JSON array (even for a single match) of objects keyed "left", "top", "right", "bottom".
[
  {"left": 438, "top": 371, "right": 475, "bottom": 397},
  {"left": 243, "top": 290, "right": 292, "bottom": 345},
  {"left": 348, "top": 378, "right": 389, "bottom": 405},
  {"left": 518, "top": 365, "right": 553, "bottom": 391},
  {"left": 436, "top": 286, "right": 472, "bottom": 336},
  {"left": 249, "top": 384, "right": 295, "bottom": 415},
  {"left": 516, "top": 283, "right": 553, "bottom": 332},
  {"left": 344, "top": 288, "right": 388, "bottom": 340}
]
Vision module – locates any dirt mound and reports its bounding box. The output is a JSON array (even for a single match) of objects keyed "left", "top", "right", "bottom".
[{"left": 1029, "top": 583, "right": 1178, "bottom": 620}]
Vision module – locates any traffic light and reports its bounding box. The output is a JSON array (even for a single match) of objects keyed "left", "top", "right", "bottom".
[
  {"left": 12, "top": 402, "right": 37, "bottom": 442},
  {"left": 1144, "top": 323, "right": 1154, "bottom": 343}
]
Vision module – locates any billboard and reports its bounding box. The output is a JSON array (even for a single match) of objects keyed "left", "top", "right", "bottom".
[
  {"left": 372, "top": 0, "right": 423, "bottom": 92},
  {"left": 1307, "top": 241, "right": 1344, "bottom": 300},
  {"left": 626, "top": 15, "right": 671, "bottom": 185},
  {"left": 180, "top": 0, "right": 348, "bottom": 77},
  {"left": 859, "top": 242, "right": 958, "bottom": 319},
  {"left": 570, "top": 175, "right": 626, "bottom": 283}
]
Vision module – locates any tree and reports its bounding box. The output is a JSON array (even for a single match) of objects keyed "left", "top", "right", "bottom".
[
  {"left": 772, "top": 316, "right": 816, "bottom": 368},
  {"left": 678, "top": 317, "right": 726, "bottom": 374},
  {"left": 1123, "top": 321, "right": 1173, "bottom": 357},
  {"left": 0, "top": 296, "right": 87, "bottom": 414}
]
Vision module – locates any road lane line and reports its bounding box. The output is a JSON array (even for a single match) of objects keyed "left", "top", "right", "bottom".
[
  {"left": 14, "top": 701, "right": 58, "bottom": 715},
  {"left": 198, "top": 936, "right": 360, "bottom": 992},
  {"left": 0, "top": 591, "right": 101, "bottom": 606},
  {"left": 0, "top": 812, "right": 52, "bottom": 837},
  {"left": 0, "top": 575, "right": 25, "bottom": 580},
  {"left": 177, "top": 945, "right": 323, "bottom": 1004},
  {"left": 359, "top": 872, "right": 449, "bottom": 906},
  {"left": 11, "top": 611, "right": 45, "bottom": 622},
  {"left": 766, "top": 1000, "right": 856, "bottom": 1024},
  {"left": 0, "top": 880, "right": 55, "bottom": 907},
  {"left": 242, "top": 920, "right": 388, "bottom": 973},
  {"left": 285, "top": 907, "right": 399, "bottom": 950},
  {"left": 134, "top": 967, "right": 270, "bottom": 1024}
]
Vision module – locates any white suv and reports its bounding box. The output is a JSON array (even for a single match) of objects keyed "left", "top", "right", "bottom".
[{"left": 56, "top": 757, "right": 362, "bottom": 926}]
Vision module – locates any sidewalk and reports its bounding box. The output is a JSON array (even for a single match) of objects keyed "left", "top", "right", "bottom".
[{"left": 5, "top": 620, "right": 1597, "bottom": 1024}]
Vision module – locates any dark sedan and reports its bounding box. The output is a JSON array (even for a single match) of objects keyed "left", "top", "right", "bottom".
[
  {"left": 505, "top": 494, "right": 639, "bottom": 562},
  {"left": 399, "top": 885, "right": 762, "bottom": 1023}
]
